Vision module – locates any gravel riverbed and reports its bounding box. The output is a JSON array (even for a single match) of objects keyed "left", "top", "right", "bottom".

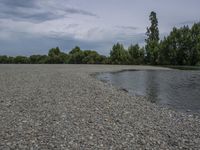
[{"left": 0, "top": 64, "right": 200, "bottom": 149}]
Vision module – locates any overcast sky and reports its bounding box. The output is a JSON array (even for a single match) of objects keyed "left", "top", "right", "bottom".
[{"left": 0, "top": 0, "right": 200, "bottom": 56}]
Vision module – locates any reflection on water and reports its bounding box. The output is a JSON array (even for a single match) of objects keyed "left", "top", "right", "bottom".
[{"left": 97, "top": 70, "right": 200, "bottom": 113}]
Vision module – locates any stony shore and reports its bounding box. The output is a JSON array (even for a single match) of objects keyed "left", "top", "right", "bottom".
[{"left": 0, "top": 65, "right": 199, "bottom": 149}]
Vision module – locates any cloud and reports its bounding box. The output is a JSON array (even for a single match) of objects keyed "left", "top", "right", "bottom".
[
  {"left": 67, "top": 24, "right": 79, "bottom": 28},
  {"left": 0, "top": 18, "right": 146, "bottom": 56},
  {"left": 116, "top": 26, "right": 138, "bottom": 30},
  {"left": 0, "top": 0, "right": 98, "bottom": 23},
  {"left": 64, "top": 7, "right": 98, "bottom": 17},
  {"left": 1, "top": 0, "right": 199, "bottom": 56},
  {"left": 0, "top": 0, "right": 35, "bottom": 8}
]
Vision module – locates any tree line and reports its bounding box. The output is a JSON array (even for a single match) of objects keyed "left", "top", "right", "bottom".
[
  {"left": 0, "top": 47, "right": 108, "bottom": 64},
  {"left": 0, "top": 11, "right": 200, "bottom": 65}
]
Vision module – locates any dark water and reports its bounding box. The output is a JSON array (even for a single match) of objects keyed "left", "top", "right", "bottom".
[{"left": 97, "top": 70, "right": 200, "bottom": 113}]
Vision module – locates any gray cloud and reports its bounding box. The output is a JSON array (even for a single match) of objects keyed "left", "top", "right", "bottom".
[
  {"left": 0, "top": 1, "right": 56, "bottom": 22},
  {"left": 0, "top": 0, "right": 98, "bottom": 22},
  {"left": 67, "top": 24, "right": 79, "bottom": 28},
  {"left": 0, "top": 0, "right": 35, "bottom": 8},
  {"left": 0, "top": 28, "right": 146, "bottom": 56},
  {"left": 0, "top": 0, "right": 200, "bottom": 56},
  {"left": 64, "top": 7, "right": 98, "bottom": 17},
  {"left": 116, "top": 26, "right": 138, "bottom": 30},
  {"left": 0, "top": 10, "right": 60, "bottom": 22}
]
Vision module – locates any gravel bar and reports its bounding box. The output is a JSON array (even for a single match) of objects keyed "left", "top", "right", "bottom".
[{"left": 0, "top": 64, "right": 200, "bottom": 149}]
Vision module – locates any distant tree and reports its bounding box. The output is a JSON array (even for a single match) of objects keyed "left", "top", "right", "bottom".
[
  {"left": 68, "top": 47, "right": 84, "bottom": 64},
  {"left": 0, "top": 55, "right": 8, "bottom": 63},
  {"left": 0, "top": 55, "right": 14, "bottom": 64},
  {"left": 0, "top": 46, "right": 108, "bottom": 64},
  {"left": 38, "top": 55, "right": 49, "bottom": 64},
  {"left": 59, "top": 52, "right": 69, "bottom": 64},
  {"left": 48, "top": 47, "right": 61, "bottom": 57},
  {"left": 82, "top": 50, "right": 106, "bottom": 64},
  {"left": 145, "top": 11, "right": 160, "bottom": 64},
  {"left": 7, "top": 57, "right": 14, "bottom": 64},
  {"left": 159, "top": 28, "right": 179, "bottom": 65},
  {"left": 159, "top": 23, "right": 200, "bottom": 66},
  {"left": 110, "top": 43, "right": 129, "bottom": 64},
  {"left": 47, "top": 47, "right": 68, "bottom": 64},
  {"left": 101, "top": 56, "right": 111, "bottom": 64},
  {"left": 29, "top": 55, "right": 50, "bottom": 64},
  {"left": 176, "top": 26, "right": 192, "bottom": 65},
  {"left": 30, "top": 55, "right": 42, "bottom": 64},
  {"left": 190, "top": 23, "right": 200, "bottom": 65},
  {"left": 128, "top": 44, "right": 144, "bottom": 64},
  {"left": 69, "top": 46, "right": 81, "bottom": 55},
  {"left": 14, "top": 56, "right": 29, "bottom": 64}
]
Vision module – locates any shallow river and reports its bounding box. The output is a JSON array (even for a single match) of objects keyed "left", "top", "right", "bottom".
[{"left": 97, "top": 70, "right": 200, "bottom": 113}]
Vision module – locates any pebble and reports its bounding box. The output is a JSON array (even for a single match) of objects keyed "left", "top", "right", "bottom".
[{"left": 0, "top": 64, "right": 199, "bottom": 149}]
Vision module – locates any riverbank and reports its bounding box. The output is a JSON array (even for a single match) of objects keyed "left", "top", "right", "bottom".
[
  {"left": 0, "top": 65, "right": 199, "bottom": 149},
  {"left": 96, "top": 69, "right": 200, "bottom": 113}
]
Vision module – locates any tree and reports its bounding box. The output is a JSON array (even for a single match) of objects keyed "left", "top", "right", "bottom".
[
  {"left": 68, "top": 47, "right": 84, "bottom": 64},
  {"left": 0, "top": 55, "right": 8, "bottom": 63},
  {"left": 0, "top": 46, "right": 108, "bottom": 64},
  {"left": 176, "top": 26, "right": 192, "bottom": 65},
  {"left": 110, "top": 43, "right": 129, "bottom": 64},
  {"left": 47, "top": 47, "right": 68, "bottom": 64},
  {"left": 159, "top": 28, "right": 180, "bottom": 65},
  {"left": 190, "top": 23, "right": 200, "bottom": 65},
  {"left": 159, "top": 24, "right": 200, "bottom": 66},
  {"left": 29, "top": 55, "right": 50, "bottom": 64},
  {"left": 69, "top": 46, "right": 81, "bottom": 55},
  {"left": 59, "top": 52, "right": 69, "bottom": 64},
  {"left": 7, "top": 57, "right": 14, "bottom": 64},
  {"left": 48, "top": 47, "right": 61, "bottom": 57},
  {"left": 82, "top": 50, "right": 105, "bottom": 64},
  {"left": 128, "top": 44, "right": 144, "bottom": 64},
  {"left": 14, "top": 56, "right": 29, "bottom": 64},
  {"left": 145, "top": 11, "right": 160, "bottom": 64}
]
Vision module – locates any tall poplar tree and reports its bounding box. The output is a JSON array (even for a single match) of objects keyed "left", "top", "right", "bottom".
[{"left": 145, "top": 11, "right": 160, "bottom": 64}]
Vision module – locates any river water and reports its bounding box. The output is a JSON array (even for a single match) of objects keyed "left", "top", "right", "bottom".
[{"left": 97, "top": 70, "right": 200, "bottom": 113}]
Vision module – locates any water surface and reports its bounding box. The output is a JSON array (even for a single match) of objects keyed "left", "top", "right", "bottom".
[{"left": 97, "top": 70, "right": 200, "bottom": 113}]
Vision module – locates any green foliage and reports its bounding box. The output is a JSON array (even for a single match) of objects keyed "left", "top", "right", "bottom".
[
  {"left": 29, "top": 55, "right": 49, "bottom": 64},
  {"left": 0, "top": 56, "right": 14, "bottom": 64},
  {"left": 110, "top": 43, "right": 129, "bottom": 64},
  {"left": 0, "top": 55, "right": 9, "bottom": 63},
  {"left": 0, "top": 46, "right": 107, "bottom": 65},
  {"left": 7, "top": 57, "right": 14, "bottom": 64},
  {"left": 48, "top": 47, "right": 61, "bottom": 57},
  {"left": 145, "top": 11, "right": 160, "bottom": 65},
  {"left": 47, "top": 47, "right": 68, "bottom": 64},
  {"left": 69, "top": 46, "right": 81, "bottom": 54},
  {"left": 14, "top": 56, "right": 29, "bottom": 64},
  {"left": 68, "top": 47, "right": 106, "bottom": 64},
  {"left": 82, "top": 50, "right": 106, "bottom": 64},
  {"left": 68, "top": 47, "right": 84, "bottom": 64},
  {"left": 190, "top": 23, "right": 200, "bottom": 65},
  {"left": 159, "top": 23, "right": 200, "bottom": 65},
  {"left": 146, "top": 11, "right": 159, "bottom": 42},
  {"left": 128, "top": 44, "right": 145, "bottom": 64}
]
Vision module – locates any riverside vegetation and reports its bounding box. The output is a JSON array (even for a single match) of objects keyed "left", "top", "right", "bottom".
[{"left": 0, "top": 11, "right": 200, "bottom": 66}]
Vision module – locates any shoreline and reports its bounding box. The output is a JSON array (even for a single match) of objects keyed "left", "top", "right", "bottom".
[
  {"left": 0, "top": 64, "right": 199, "bottom": 149},
  {"left": 94, "top": 69, "right": 200, "bottom": 115}
]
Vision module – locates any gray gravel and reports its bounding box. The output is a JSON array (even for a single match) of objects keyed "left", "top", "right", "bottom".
[{"left": 0, "top": 64, "right": 200, "bottom": 150}]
